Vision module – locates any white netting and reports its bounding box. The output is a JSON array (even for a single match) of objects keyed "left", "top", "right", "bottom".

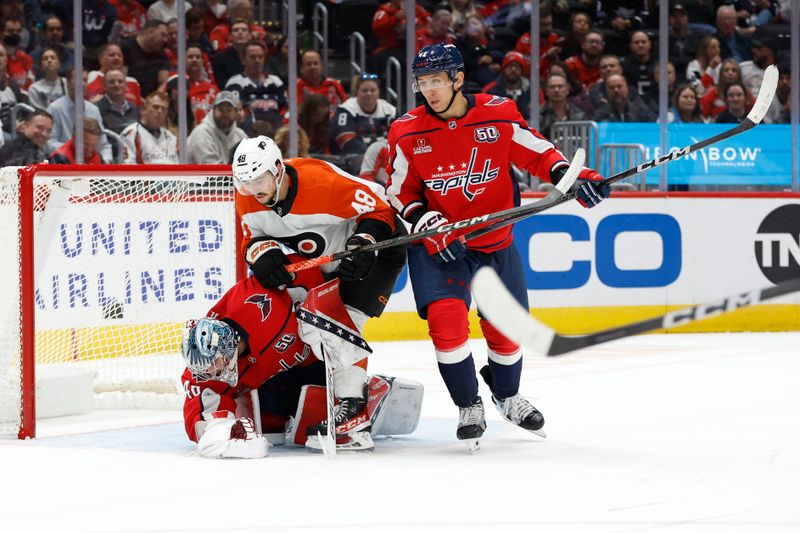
[
  {"left": 0, "top": 166, "right": 238, "bottom": 435},
  {"left": 0, "top": 167, "right": 23, "bottom": 435}
]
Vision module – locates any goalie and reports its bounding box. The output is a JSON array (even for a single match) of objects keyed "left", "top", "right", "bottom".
[{"left": 181, "top": 272, "right": 423, "bottom": 458}]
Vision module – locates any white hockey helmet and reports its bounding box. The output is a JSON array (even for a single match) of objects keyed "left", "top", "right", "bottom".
[
  {"left": 182, "top": 318, "right": 240, "bottom": 386},
  {"left": 231, "top": 135, "right": 285, "bottom": 197}
]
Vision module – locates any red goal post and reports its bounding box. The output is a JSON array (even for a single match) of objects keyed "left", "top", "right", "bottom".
[{"left": 0, "top": 164, "right": 245, "bottom": 439}]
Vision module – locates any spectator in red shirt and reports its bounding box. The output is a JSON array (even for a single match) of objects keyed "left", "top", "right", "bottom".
[
  {"left": 296, "top": 49, "right": 347, "bottom": 111},
  {"left": 514, "top": 10, "right": 563, "bottom": 78},
  {"left": 210, "top": 0, "right": 267, "bottom": 53},
  {"left": 161, "top": 43, "right": 220, "bottom": 126},
  {"left": 2, "top": 17, "right": 34, "bottom": 91},
  {"left": 371, "top": 0, "right": 430, "bottom": 64},
  {"left": 201, "top": 0, "right": 228, "bottom": 35},
  {"left": 564, "top": 31, "right": 604, "bottom": 89},
  {"left": 49, "top": 117, "right": 104, "bottom": 165},
  {"left": 415, "top": 7, "right": 455, "bottom": 52},
  {"left": 86, "top": 43, "right": 143, "bottom": 107},
  {"left": 109, "top": 0, "right": 147, "bottom": 40}
]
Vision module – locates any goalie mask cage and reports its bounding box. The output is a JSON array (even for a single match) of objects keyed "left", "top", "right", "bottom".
[{"left": 0, "top": 164, "right": 245, "bottom": 439}]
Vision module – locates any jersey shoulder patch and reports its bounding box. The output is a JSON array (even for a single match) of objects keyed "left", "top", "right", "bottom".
[
  {"left": 395, "top": 112, "right": 418, "bottom": 122},
  {"left": 486, "top": 95, "right": 510, "bottom": 106}
]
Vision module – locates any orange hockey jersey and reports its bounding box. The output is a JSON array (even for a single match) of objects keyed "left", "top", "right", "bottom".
[{"left": 236, "top": 158, "right": 396, "bottom": 272}]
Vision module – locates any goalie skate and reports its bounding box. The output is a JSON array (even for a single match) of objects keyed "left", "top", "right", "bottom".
[
  {"left": 457, "top": 398, "right": 486, "bottom": 453},
  {"left": 305, "top": 396, "right": 374, "bottom": 452}
]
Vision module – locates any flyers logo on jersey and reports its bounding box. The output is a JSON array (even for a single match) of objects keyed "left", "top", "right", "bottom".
[
  {"left": 474, "top": 126, "right": 499, "bottom": 143},
  {"left": 245, "top": 294, "right": 272, "bottom": 321},
  {"left": 427, "top": 147, "right": 500, "bottom": 201},
  {"left": 412, "top": 138, "right": 433, "bottom": 155}
]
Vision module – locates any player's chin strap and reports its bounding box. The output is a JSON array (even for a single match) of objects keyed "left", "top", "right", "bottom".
[{"left": 424, "top": 82, "right": 462, "bottom": 117}]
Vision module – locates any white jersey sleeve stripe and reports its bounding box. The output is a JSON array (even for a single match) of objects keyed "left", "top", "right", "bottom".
[
  {"left": 511, "top": 122, "right": 558, "bottom": 154},
  {"left": 386, "top": 144, "right": 410, "bottom": 212}
]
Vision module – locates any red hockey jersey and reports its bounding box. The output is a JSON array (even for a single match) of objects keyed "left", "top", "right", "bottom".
[
  {"left": 181, "top": 276, "right": 315, "bottom": 442},
  {"left": 386, "top": 93, "right": 567, "bottom": 253}
]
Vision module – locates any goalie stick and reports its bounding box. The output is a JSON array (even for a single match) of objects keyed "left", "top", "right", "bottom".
[
  {"left": 462, "top": 63, "right": 780, "bottom": 243},
  {"left": 285, "top": 149, "right": 584, "bottom": 273},
  {"left": 471, "top": 267, "right": 800, "bottom": 357}
]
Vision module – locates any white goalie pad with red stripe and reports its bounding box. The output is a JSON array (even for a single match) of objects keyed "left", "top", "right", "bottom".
[
  {"left": 288, "top": 374, "right": 423, "bottom": 445},
  {"left": 296, "top": 278, "right": 372, "bottom": 368}
]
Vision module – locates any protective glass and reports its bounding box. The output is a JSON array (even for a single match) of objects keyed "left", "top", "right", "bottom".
[
  {"left": 412, "top": 76, "right": 455, "bottom": 93},
  {"left": 233, "top": 170, "right": 277, "bottom": 196}
]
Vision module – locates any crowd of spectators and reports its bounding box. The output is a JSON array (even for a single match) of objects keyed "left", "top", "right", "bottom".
[{"left": 0, "top": 0, "right": 794, "bottom": 180}]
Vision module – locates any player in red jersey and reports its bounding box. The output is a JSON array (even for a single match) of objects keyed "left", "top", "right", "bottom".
[
  {"left": 231, "top": 136, "right": 406, "bottom": 450},
  {"left": 386, "top": 43, "right": 610, "bottom": 451},
  {"left": 181, "top": 274, "right": 423, "bottom": 456}
]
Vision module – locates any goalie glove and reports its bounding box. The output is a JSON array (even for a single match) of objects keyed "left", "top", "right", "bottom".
[
  {"left": 551, "top": 164, "right": 610, "bottom": 209},
  {"left": 246, "top": 238, "right": 294, "bottom": 289},
  {"left": 338, "top": 233, "right": 377, "bottom": 281},
  {"left": 411, "top": 210, "right": 466, "bottom": 264},
  {"left": 197, "top": 413, "right": 268, "bottom": 459}
]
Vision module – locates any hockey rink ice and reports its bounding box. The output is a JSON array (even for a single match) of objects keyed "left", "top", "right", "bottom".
[{"left": 2, "top": 332, "right": 799, "bottom": 532}]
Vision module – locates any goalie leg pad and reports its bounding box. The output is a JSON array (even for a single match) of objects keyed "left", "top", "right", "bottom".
[
  {"left": 289, "top": 376, "right": 424, "bottom": 445},
  {"left": 297, "top": 279, "right": 372, "bottom": 368}
]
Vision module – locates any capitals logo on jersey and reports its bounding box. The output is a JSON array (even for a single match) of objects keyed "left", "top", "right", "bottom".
[
  {"left": 245, "top": 294, "right": 273, "bottom": 321},
  {"left": 426, "top": 147, "right": 500, "bottom": 201}
]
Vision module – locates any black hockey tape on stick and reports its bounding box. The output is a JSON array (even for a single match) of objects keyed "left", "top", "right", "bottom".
[
  {"left": 471, "top": 266, "right": 800, "bottom": 357},
  {"left": 463, "top": 64, "right": 780, "bottom": 243}
]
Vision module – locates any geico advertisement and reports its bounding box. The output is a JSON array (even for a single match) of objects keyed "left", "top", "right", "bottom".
[
  {"left": 35, "top": 203, "right": 237, "bottom": 327},
  {"left": 384, "top": 196, "right": 800, "bottom": 311}
]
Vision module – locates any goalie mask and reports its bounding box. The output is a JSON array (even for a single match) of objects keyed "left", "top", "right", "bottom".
[
  {"left": 232, "top": 136, "right": 286, "bottom": 205},
  {"left": 182, "top": 318, "right": 240, "bottom": 386}
]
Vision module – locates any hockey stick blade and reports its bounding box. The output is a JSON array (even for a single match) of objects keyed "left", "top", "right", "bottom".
[
  {"left": 472, "top": 266, "right": 800, "bottom": 357},
  {"left": 286, "top": 149, "right": 584, "bottom": 273}
]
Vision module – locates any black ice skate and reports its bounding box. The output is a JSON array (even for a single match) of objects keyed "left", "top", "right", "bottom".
[
  {"left": 490, "top": 393, "right": 546, "bottom": 438},
  {"left": 479, "top": 364, "right": 546, "bottom": 438},
  {"left": 456, "top": 398, "right": 486, "bottom": 453},
  {"left": 305, "top": 396, "right": 374, "bottom": 452}
]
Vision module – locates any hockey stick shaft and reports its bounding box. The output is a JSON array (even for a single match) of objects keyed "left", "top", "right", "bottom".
[
  {"left": 471, "top": 266, "right": 800, "bottom": 358},
  {"left": 549, "top": 278, "right": 800, "bottom": 355},
  {"left": 464, "top": 64, "right": 780, "bottom": 243},
  {"left": 286, "top": 148, "right": 585, "bottom": 273}
]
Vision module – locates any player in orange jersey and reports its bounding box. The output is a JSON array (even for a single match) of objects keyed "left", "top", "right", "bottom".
[{"left": 230, "top": 136, "right": 406, "bottom": 451}]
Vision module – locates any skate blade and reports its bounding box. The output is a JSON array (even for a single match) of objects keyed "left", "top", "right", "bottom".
[
  {"left": 464, "top": 438, "right": 480, "bottom": 454},
  {"left": 531, "top": 428, "right": 547, "bottom": 438}
]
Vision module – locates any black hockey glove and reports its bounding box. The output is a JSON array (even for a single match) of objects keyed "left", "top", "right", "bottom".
[
  {"left": 246, "top": 238, "right": 294, "bottom": 289},
  {"left": 338, "top": 233, "right": 377, "bottom": 281}
]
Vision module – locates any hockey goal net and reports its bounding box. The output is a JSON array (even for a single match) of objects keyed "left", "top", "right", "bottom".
[{"left": 0, "top": 164, "right": 243, "bottom": 438}]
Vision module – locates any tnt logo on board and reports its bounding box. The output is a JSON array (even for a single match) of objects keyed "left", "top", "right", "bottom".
[{"left": 755, "top": 204, "right": 800, "bottom": 283}]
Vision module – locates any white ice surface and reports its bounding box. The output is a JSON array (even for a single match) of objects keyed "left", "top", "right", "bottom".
[{"left": 2, "top": 333, "right": 799, "bottom": 533}]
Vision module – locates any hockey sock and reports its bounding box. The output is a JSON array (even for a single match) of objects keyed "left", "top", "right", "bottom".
[
  {"left": 484, "top": 350, "right": 523, "bottom": 399},
  {"left": 428, "top": 298, "right": 478, "bottom": 407},
  {"left": 437, "top": 353, "right": 480, "bottom": 408}
]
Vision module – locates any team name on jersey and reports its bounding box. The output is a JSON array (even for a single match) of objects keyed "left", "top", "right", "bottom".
[{"left": 426, "top": 147, "right": 500, "bottom": 201}]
